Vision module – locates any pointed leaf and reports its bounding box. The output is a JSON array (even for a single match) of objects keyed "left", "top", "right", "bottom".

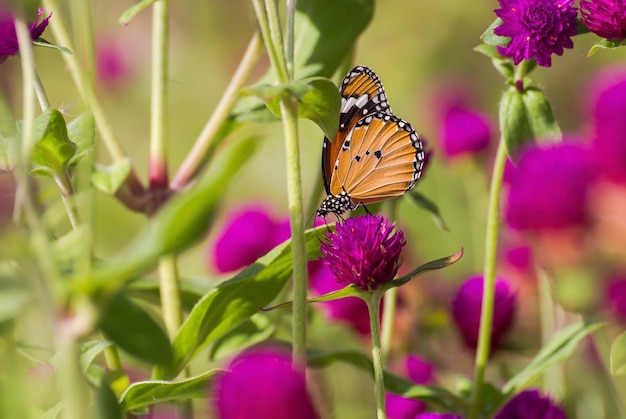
[
  {"left": 79, "top": 340, "right": 113, "bottom": 374},
  {"left": 522, "top": 87, "right": 561, "bottom": 142},
  {"left": 388, "top": 248, "right": 464, "bottom": 288},
  {"left": 120, "top": 370, "right": 222, "bottom": 412},
  {"left": 500, "top": 87, "right": 533, "bottom": 161},
  {"left": 67, "top": 112, "right": 95, "bottom": 167},
  {"left": 610, "top": 331, "right": 626, "bottom": 376},
  {"left": 502, "top": 320, "right": 606, "bottom": 397},
  {"left": 588, "top": 38, "right": 625, "bottom": 57},
  {"left": 480, "top": 18, "right": 508, "bottom": 47},
  {"left": 32, "top": 38, "right": 73, "bottom": 55},
  {"left": 119, "top": 0, "right": 157, "bottom": 24},
  {"left": 474, "top": 44, "right": 514, "bottom": 79},
  {"left": 153, "top": 225, "right": 326, "bottom": 380},
  {"left": 30, "top": 109, "right": 77, "bottom": 180},
  {"left": 309, "top": 350, "right": 464, "bottom": 411},
  {"left": 99, "top": 292, "right": 173, "bottom": 366},
  {"left": 405, "top": 190, "right": 449, "bottom": 231},
  {"left": 92, "top": 159, "right": 131, "bottom": 195}
]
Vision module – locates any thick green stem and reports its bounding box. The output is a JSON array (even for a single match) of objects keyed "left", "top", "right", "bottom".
[
  {"left": 380, "top": 287, "right": 397, "bottom": 364},
  {"left": 158, "top": 255, "right": 183, "bottom": 339},
  {"left": 149, "top": 0, "right": 170, "bottom": 190},
  {"left": 367, "top": 291, "right": 387, "bottom": 419},
  {"left": 469, "top": 138, "right": 508, "bottom": 419},
  {"left": 170, "top": 33, "right": 262, "bottom": 190}
]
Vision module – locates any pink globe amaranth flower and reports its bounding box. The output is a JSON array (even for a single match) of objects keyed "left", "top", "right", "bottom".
[
  {"left": 0, "top": 8, "right": 51, "bottom": 63},
  {"left": 505, "top": 141, "right": 598, "bottom": 232},
  {"left": 320, "top": 214, "right": 406, "bottom": 292},
  {"left": 416, "top": 414, "right": 463, "bottom": 419},
  {"left": 440, "top": 106, "right": 493, "bottom": 158},
  {"left": 96, "top": 39, "right": 131, "bottom": 89},
  {"left": 309, "top": 260, "right": 372, "bottom": 335},
  {"left": 494, "top": 389, "right": 567, "bottom": 419},
  {"left": 210, "top": 206, "right": 290, "bottom": 273},
  {"left": 494, "top": 0, "right": 577, "bottom": 67},
  {"left": 214, "top": 346, "right": 319, "bottom": 419},
  {"left": 451, "top": 275, "right": 517, "bottom": 354},
  {"left": 385, "top": 355, "right": 435, "bottom": 419},
  {"left": 587, "top": 68, "right": 626, "bottom": 183},
  {"left": 580, "top": 0, "right": 626, "bottom": 40},
  {"left": 605, "top": 276, "right": 626, "bottom": 323}
]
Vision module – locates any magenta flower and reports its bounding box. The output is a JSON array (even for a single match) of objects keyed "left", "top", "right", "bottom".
[
  {"left": 580, "top": 0, "right": 626, "bottom": 40},
  {"left": 309, "top": 260, "right": 373, "bottom": 335},
  {"left": 440, "top": 106, "right": 493, "bottom": 157},
  {"left": 209, "top": 206, "right": 290, "bottom": 273},
  {"left": 0, "top": 8, "right": 51, "bottom": 63},
  {"left": 385, "top": 355, "right": 435, "bottom": 419},
  {"left": 451, "top": 275, "right": 517, "bottom": 353},
  {"left": 587, "top": 67, "right": 626, "bottom": 183},
  {"left": 505, "top": 142, "right": 598, "bottom": 232},
  {"left": 494, "top": 389, "right": 567, "bottom": 418},
  {"left": 213, "top": 346, "right": 319, "bottom": 419},
  {"left": 320, "top": 214, "right": 406, "bottom": 291},
  {"left": 415, "top": 414, "right": 463, "bottom": 419},
  {"left": 494, "top": 0, "right": 577, "bottom": 67},
  {"left": 605, "top": 276, "right": 626, "bottom": 323}
]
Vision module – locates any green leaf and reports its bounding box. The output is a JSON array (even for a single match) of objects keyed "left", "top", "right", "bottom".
[
  {"left": 588, "top": 38, "right": 626, "bottom": 57},
  {"left": 80, "top": 340, "right": 113, "bottom": 374},
  {"left": 0, "top": 135, "right": 17, "bottom": 171},
  {"left": 99, "top": 292, "right": 173, "bottom": 366},
  {"left": 208, "top": 313, "right": 276, "bottom": 361},
  {"left": 95, "top": 378, "right": 123, "bottom": 419},
  {"left": 473, "top": 44, "right": 514, "bottom": 79},
  {"left": 119, "top": 369, "right": 222, "bottom": 412},
  {"left": 309, "top": 350, "right": 464, "bottom": 411},
  {"left": 499, "top": 87, "right": 533, "bottom": 161},
  {"left": 92, "top": 159, "right": 131, "bottom": 195},
  {"left": 502, "top": 320, "right": 606, "bottom": 397},
  {"left": 610, "top": 331, "right": 626, "bottom": 376},
  {"left": 388, "top": 248, "right": 464, "bottom": 288},
  {"left": 405, "top": 190, "right": 449, "bottom": 231},
  {"left": 77, "top": 137, "right": 255, "bottom": 293},
  {"left": 522, "top": 87, "right": 561, "bottom": 142},
  {"left": 67, "top": 112, "right": 95, "bottom": 167},
  {"left": 153, "top": 225, "right": 326, "bottom": 379},
  {"left": 480, "top": 18, "right": 508, "bottom": 47},
  {"left": 119, "top": 0, "right": 157, "bottom": 25},
  {"left": 125, "top": 279, "right": 207, "bottom": 312},
  {"left": 0, "top": 271, "right": 27, "bottom": 325},
  {"left": 32, "top": 38, "right": 73, "bottom": 55},
  {"left": 30, "top": 109, "right": 77, "bottom": 181}
]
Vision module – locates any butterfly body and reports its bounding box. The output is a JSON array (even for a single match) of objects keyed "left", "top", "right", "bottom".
[{"left": 317, "top": 66, "right": 425, "bottom": 217}]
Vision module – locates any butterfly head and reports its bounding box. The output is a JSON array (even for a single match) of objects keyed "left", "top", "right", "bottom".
[{"left": 316, "top": 191, "right": 356, "bottom": 218}]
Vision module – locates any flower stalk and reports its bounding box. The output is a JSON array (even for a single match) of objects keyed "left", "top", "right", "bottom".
[{"left": 367, "top": 290, "right": 387, "bottom": 419}]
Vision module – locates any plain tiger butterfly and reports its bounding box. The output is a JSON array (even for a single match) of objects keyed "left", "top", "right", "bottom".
[{"left": 316, "top": 65, "right": 425, "bottom": 217}]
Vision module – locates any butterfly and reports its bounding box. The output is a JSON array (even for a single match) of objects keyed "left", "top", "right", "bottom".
[{"left": 316, "top": 65, "right": 425, "bottom": 217}]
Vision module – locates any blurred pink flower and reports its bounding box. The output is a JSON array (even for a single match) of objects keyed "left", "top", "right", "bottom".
[
  {"left": 451, "top": 275, "right": 517, "bottom": 354},
  {"left": 385, "top": 355, "right": 435, "bottom": 419},
  {"left": 213, "top": 346, "right": 318, "bottom": 419},
  {"left": 494, "top": 389, "right": 567, "bottom": 418},
  {"left": 440, "top": 106, "right": 493, "bottom": 158},
  {"left": 96, "top": 38, "right": 132, "bottom": 89},
  {"left": 605, "top": 276, "right": 626, "bottom": 323},
  {"left": 209, "top": 205, "right": 290, "bottom": 273}
]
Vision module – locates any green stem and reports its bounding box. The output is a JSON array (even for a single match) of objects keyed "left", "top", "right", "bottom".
[
  {"left": 149, "top": 0, "right": 170, "bottom": 191},
  {"left": 367, "top": 291, "right": 387, "bottom": 419},
  {"left": 591, "top": 327, "right": 626, "bottom": 417},
  {"left": 380, "top": 287, "right": 397, "bottom": 364},
  {"left": 469, "top": 137, "right": 508, "bottom": 419},
  {"left": 538, "top": 268, "right": 563, "bottom": 393},
  {"left": 251, "top": 0, "right": 288, "bottom": 84},
  {"left": 170, "top": 32, "right": 262, "bottom": 190},
  {"left": 285, "top": 0, "right": 295, "bottom": 78},
  {"left": 33, "top": 71, "right": 50, "bottom": 111},
  {"left": 158, "top": 255, "right": 183, "bottom": 339}
]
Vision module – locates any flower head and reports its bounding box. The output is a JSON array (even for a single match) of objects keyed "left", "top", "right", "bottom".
[
  {"left": 385, "top": 355, "right": 435, "bottom": 418},
  {"left": 440, "top": 106, "right": 493, "bottom": 158},
  {"left": 320, "top": 214, "right": 406, "bottom": 291},
  {"left": 0, "top": 8, "right": 51, "bottom": 63},
  {"left": 580, "top": 0, "right": 626, "bottom": 40},
  {"left": 494, "top": 389, "right": 567, "bottom": 419},
  {"left": 494, "top": 0, "right": 577, "bottom": 67},
  {"left": 505, "top": 141, "right": 598, "bottom": 232},
  {"left": 213, "top": 346, "right": 319, "bottom": 419},
  {"left": 209, "top": 206, "right": 290, "bottom": 273},
  {"left": 451, "top": 275, "right": 517, "bottom": 353},
  {"left": 587, "top": 67, "right": 626, "bottom": 183}
]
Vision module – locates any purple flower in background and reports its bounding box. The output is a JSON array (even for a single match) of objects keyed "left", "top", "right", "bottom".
[
  {"left": 580, "top": 0, "right": 626, "bottom": 40},
  {"left": 605, "top": 276, "right": 626, "bottom": 323},
  {"left": 505, "top": 142, "right": 598, "bottom": 232},
  {"left": 440, "top": 106, "right": 493, "bottom": 157},
  {"left": 209, "top": 206, "right": 290, "bottom": 273},
  {"left": 320, "top": 214, "right": 406, "bottom": 291},
  {"left": 494, "top": 0, "right": 577, "bottom": 67},
  {"left": 0, "top": 8, "right": 51, "bottom": 63},
  {"left": 386, "top": 355, "right": 435, "bottom": 419},
  {"left": 451, "top": 275, "right": 517, "bottom": 353},
  {"left": 588, "top": 67, "right": 626, "bottom": 183},
  {"left": 309, "top": 261, "right": 373, "bottom": 335},
  {"left": 416, "top": 414, "right": 463, "bottom": 419},
  {"left": 214, "top": 346, "right": 319, "bottom": 419},
  {"left": 494, "top": 389, "right": 567, "bottom": 419}
]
